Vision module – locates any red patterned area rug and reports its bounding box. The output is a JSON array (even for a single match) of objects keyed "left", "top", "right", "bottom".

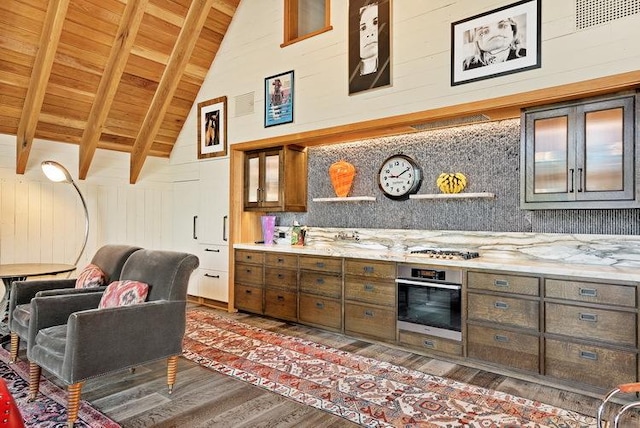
[
  {"left": 0, "top": 347, "right": 120, "bottom": 427},
  {"left": 183, "top": 309, "right": 597, "bottom": 428}
]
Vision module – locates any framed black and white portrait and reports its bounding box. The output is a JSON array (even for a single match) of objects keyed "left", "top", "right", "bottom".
[
  {"left": 197, "top": 96, "right": 227, "bottom": 159},
  {"left": 264, "top": 70, "right": 294, "bottom": 127},
  {"left": 348, "top": 0, "right": 391, "bottom": 95},
  {"left": 451, "top": 0, "right": 541, "bottom": 86}
]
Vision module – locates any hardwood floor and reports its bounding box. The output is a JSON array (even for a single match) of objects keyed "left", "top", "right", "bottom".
[{"left": 17, "top": 305, "right": 639, "bottom": 427}]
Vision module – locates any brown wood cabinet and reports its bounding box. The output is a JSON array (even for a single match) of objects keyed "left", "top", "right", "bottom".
[
  {"left": 466, "top": 271, "right": 541, "bottom": 373},
  {"left": 264, "top": 253, "right": 298, "bottom": 321},
  {"left": 243, "top": 146, "right": 307, "bottom": 212},
  {"left": 344, "top": 259, "right": 396, "bottom": 342},
  {"left": 542, "top": 277, "right": 638, "bottom": 389},
  {"left": 298, "top": 255, "right": 343, "bottom": 332},
  {"left": 234, "top": 250, "right": 264, "bottom": 314}
]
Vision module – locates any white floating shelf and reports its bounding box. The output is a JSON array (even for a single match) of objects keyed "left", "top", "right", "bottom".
[
  {"left": 409, "top": 192, "right": 496, "bottom": 200},
  {"left": 312, "top": 196, "right": 377, "bottom": 202}
]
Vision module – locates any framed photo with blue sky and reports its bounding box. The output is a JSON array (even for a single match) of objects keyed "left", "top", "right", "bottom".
[{"left": 264, "top": 70, "right": 294, "bottom": 127}]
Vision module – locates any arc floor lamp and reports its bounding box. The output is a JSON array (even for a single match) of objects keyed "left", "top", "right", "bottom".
[{"left": 41, "top": 161, "right": 89, "bottom": 267}]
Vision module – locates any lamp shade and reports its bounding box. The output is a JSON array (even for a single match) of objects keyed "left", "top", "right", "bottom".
[{"left": 41, "top": 160, "right": 73, "bottom": 183}]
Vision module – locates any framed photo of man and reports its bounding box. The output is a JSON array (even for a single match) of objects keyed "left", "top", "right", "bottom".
[
  {"left": 451, "top": 0, "right": 541, "bottom": 86},
  {"left": 348, "top": 0, "right": 391, "bottom": 95},
  {"left": 197, "top": 96, "right": 227, "bottom": 159},
  {"left": 264, "top": 70, "right": 294, "bottom": 127}
]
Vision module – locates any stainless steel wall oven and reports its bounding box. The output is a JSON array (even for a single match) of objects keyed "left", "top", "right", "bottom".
[{"left": 396, "top": 264, "right": 463, "bottom": 341}]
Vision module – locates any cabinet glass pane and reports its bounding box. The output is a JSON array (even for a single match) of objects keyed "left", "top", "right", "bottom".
[
  {"left": 585, "top": 108, "right": 623, "bottom": 191},
  {"left": 248, "top": 157, "right": 259, "bottom": 203},
  {"left": 533, "top": 116, "right": 568, "bottom": 194},
  {"left": 264, "top": 154, "right": 280, "bottom": 202}
]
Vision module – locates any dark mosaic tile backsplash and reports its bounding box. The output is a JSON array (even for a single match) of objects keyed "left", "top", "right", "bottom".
[{"left": 279, "top": 119, "right": 639, "bottom": 235}]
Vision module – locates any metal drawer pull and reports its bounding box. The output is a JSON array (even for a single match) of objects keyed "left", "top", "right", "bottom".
[
  {"left": 204, "top": 273, "right": 219, "bottom": 278},
  {"left": 579, "top": 287, "right": 597, "bottom": 297},
  {"left": 315, "top": 302, "right": 324, "bottom": 309},
  {"left": 579, "top": 350, "right": 598, "bottom": 361},
  {"left": 205, "top": 248, "right": 220, "bottom": 252},
  {"left": 579, "top": 313, "right": 598, "bottom": 322},
  {"left": 316, "top": 278, "right": 325, "bottom": 284},
  {"left": 277, "top": 258, "right": 284, "bottom": 263},
  {"left": 494, "top": 301, "right": 509, "bottom": 309},
  {"left": 494, "top": 279, "right": 509, "bottom": 288},
  {"left": 277, "top": 295, "right": 284, "bottom": 301},
  {"left": 364, "top": 266, "right": 374, "bottom": 274},
  {"left": 423, "top": 340, "right": 435, "bottom": 348},
  {"left": 246, "top": 255, "right": 252, "bottom": 260},
  {"left": 364, "top": 283, "right": 374, "bottom": 291},
  {"left": 245, "top": 269, "right": 252, "bottom": 273},
  {"left": 277, "top": 274, "right": 284, "bottom": 279},
  {"left": 494, "top": 335, "right": 509, "bottom": 343},
  {"left": 245, "top": 289, "right": 252, "bottom": 294},
  {"left": 364, "top": 310, "right": 374, "bottom": 317},
  {"left": 316, "top": 262, "right": 325, "bottom": 268}
]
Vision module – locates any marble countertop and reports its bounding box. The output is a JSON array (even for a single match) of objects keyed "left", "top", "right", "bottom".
[{"left": 233, "top": 241, "right": 640, "bottom": 283}]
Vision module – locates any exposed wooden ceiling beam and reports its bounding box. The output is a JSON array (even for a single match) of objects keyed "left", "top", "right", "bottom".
[
  {"left": 78, "top": 0, "right": 149, "bottom": 180},
  {"left": 15, "top": 0, "right": 70, "bottom": 174},
  {"left": 129, "top": 0, "right": 216, "bottom": 184}
]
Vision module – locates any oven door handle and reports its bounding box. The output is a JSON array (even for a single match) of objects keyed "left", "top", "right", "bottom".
[{"left": 395, "top": 279, "right": 461, "bottom": 291}]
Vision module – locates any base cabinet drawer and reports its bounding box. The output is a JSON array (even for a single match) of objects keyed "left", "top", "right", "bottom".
[
  {"left": 265, "top": 268, "right": 297, "bottom": 289},
  {"left": 468, "top": 272, "right": 539, "bottom": 296},
  {"left": 299, "top": 294, "right": 342, "bottom": 331},
  {"left": 344, "top": 303, "right": 396, "bottom": 341},
  {"left": 398, "top": 330, "right": 462, "bottom": 356},
  {"left": 344, "top": 278, "right": 395, "bottom": 306},
  {"left": 467, "top": 325, "right": 539, "bottom": 372},
  {"left": 545, "top": 339, "right": 637, "bottom": 389},
  {"left": 235, "top": 262, "right": 263, "bottom": 286},
  {"left": 467, "top": 293, "right": 539, "bottom": 330},
  {"left": 235, "top": 284, "right": 263, "bottom": 314},
  {"left": 299, "top": 271, "right": 341, "bottom": 298},
  {"left": 545, "top": 303, "right": 637, "bottom": 347},
  {"left": 264, "top": 289, "right": 297, "bottom": 321}
]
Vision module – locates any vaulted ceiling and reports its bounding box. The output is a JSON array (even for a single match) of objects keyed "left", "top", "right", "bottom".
[{"left": 0, "top": 0, "right": 240, "bottom": 183}]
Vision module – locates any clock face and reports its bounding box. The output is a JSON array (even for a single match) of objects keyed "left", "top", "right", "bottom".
[{"left": 378, "top": 154, "right": 422, "bottom": 200}]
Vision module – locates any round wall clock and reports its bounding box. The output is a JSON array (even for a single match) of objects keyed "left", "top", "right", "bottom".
[{"left": 377, "top": 154, "right": 422, "bottom": 200}]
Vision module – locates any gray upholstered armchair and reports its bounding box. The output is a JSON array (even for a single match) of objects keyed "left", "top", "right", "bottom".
[
  {"left": 26, "top": 249, "right": 199, "bottom": 427},
  {"left": 8, "top": 244, "right": 142, "bottom": 362}
]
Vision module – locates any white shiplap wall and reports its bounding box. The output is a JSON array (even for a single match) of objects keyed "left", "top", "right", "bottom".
[
  {"left": 0, "top": 134, "right": 174, "bottom": 268},
  {"left": 171, "top": 0, "right": 640, "bottom": 170}
]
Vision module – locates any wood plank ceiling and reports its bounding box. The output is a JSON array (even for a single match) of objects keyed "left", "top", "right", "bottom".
[{"left": 0, "top": 0, "right": 240, "bottom": 183}]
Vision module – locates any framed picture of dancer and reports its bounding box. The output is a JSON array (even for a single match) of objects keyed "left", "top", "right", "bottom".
[
  {"left": 348, "top": 0, "right": 391, "bottom": 95},
  {"left": 451, "top": 0, "right": 541, "bottom": 86},
  {"left": 264, "top": 70, "right": 294, "bottom": 127},
  {"left": 197, "top": 96, "right": 227, "bottom": 159}
]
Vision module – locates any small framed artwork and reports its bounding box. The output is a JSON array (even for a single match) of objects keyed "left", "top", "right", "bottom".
[
  {"left": 451, "top": 0, "right": 541, "bottom": 86},
  {"left": 264, "top": 70, "right": 294, "bottom": 127},
  {"left": 197, "top": 96, "right": 227, "bottom": 159},
  {"left": 348, "top": 0, "right": 391, "bottom": 95}
]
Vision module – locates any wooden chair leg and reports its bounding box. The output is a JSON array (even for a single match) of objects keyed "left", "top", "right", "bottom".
[
  {"left": 66, "top": 382, "right": 83, "bottom": 428},
  {"left": 28, "top": 362, "right": 41, "bottom": 401},
  {"left": 167, "top": 355, "right": 178, "bottom": 394},
  {"left": 9, "top": 333, "right": 19, "bottom": 363}
]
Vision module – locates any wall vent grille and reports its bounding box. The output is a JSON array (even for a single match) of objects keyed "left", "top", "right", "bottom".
[
  {"left": 234, "top": 92, "right": 254, "bottom": 117},
  {"left": 576, "top": 0, "right": 640, "bottom": 29}
]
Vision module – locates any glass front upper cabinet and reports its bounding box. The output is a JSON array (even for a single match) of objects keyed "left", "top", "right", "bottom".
[{"left": 521, "top": 93, "right": 638, "bottom": 209}]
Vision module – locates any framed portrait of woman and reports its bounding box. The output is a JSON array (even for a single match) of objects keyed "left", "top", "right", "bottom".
[
  {"left": 451, "top": 0, "right": 541, "bottom": 86},
  {"left": 348, "top": 0, "right": 391, "bottom": 95},
  {"left": 197, "top": 96, "right": 227, "bottom": 159}
]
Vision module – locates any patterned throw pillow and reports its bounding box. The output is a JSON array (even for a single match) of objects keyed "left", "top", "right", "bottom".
[
  {"left": 75, "top": 264, "right": 108, "bottom": 289},
  {"left": 98, "top": 280, "right": 149, "bottom": 309}
]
